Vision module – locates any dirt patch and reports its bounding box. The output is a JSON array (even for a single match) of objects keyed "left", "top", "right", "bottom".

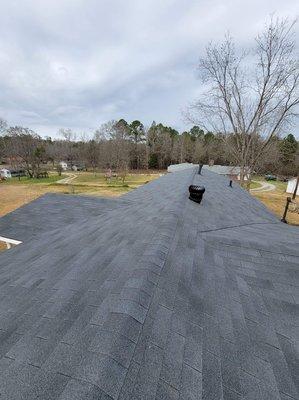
[
  {"left": 0, "top": 184, "right": 66, "bottom": 217},
  {"left": 0, "top": 183, "right": 128, "bottom": 217},
  {"left": 0, "top": 241, "right": 8, "bottom": 252}
]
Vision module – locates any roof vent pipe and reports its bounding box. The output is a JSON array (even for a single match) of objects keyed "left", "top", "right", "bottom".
[{"left": 189, "top": 185, "right": 205, "bottom": 204}]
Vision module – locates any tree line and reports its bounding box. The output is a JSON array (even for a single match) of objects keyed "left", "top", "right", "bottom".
[{"left": 0, "top": 117, "right": 297, "bottom": 178}]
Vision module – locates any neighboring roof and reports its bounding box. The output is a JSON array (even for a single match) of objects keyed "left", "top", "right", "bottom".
[
  {"left": 167, "top": 163, "right": 196, "bottom": 172},
  {"left": 0, "top": 168, "right": 298, "bottom": 400},
  {"left": 203, "top": 165, "right": 243, "bottom": 175},
  {"left": 167, "top": 164, "right": 244, "bottom": 176}
]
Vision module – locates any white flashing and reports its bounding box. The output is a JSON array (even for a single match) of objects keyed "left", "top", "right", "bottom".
[{"left": 0, "top": 236, "right": 22, "bottom": 250}]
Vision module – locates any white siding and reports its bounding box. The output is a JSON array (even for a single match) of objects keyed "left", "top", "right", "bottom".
[{"left": 287, "top": 178, "right": 299, "bottom": 195}]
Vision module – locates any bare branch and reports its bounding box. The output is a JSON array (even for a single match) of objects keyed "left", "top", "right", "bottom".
[{"left": 189, "top": 17, "right": 299, "bottom": 182}]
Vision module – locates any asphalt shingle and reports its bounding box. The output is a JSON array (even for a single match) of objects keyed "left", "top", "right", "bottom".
[{"left": 0, "top": 167, "right": 298, "bottom": 399}]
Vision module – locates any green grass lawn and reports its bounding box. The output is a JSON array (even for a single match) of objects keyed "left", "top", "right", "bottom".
[
  {"left": 3, "top": 174, "right": 66, "bottom": 185},
  {"left": 270, "top": 180, "right": 287, "bottom": 192},
  {"left": 249, "top": 181, "right": 262, "bottom": 189},
  {"left": 250, "top": 175, "right": 298, "bottom": 225},
  {"left": 74, "top": 172, "right": 160, "bottom": 188},
  {"left": 251, "top": 175, "right": 287, "bottom": 192}
]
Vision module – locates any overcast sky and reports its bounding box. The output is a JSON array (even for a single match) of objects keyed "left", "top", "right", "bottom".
[{"left": 0, "top": 0, "right": 298, "bottom": 138}]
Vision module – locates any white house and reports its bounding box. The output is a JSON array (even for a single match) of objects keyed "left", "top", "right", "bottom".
[
  {"left": 59, "top": 161, "right": 68, "bottom": 171},
  {"left": 286, "top": 177, "right": 299, "bottom": 196},
  {"left": 0, "top": 168, "right": 12, "bottom": 179}
]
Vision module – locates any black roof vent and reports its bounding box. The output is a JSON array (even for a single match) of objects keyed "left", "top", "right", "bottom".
[{"left": 189, "top": 185, "right": 205, "bottom": 204}]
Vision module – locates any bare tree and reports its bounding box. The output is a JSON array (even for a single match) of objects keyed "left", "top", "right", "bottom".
[
  {"left": 85, "top": 140, "right": 99, "bottom": 172},
  {"left": 0, "top": 118, "right": 7, "bottom": 135},
  {"left": 0, "top": 118, "right": 8, "bottom": 159},
  {"left": 95, "top": 120, "right": 130, "bottom": 170},
  {"left": 59, "top": 128, "right": 77, "bottom": 142},
  {"left": 5, "top": 127, "right": 46, "bottom": 177},
  {"left": 59, "top": 128, "right": 78, "bottom": 167},
  {"left": 189, "top": 17, "right": 299, "bottom": 185}
]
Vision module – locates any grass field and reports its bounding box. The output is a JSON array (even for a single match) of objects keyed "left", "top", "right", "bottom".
[
  {"left": 3, "top": 174, "right": 66, "bottom": 185},
  {"left": 0, "top": 183, "right": 65, "bottom": 217},
  {"left": 250, "top": 176, "right": 299, "bottom": 226},
  {"left": 0, "top": 171, "right": 161, "bottom": 217},
  {"left": 74, "top": 172, "right": 160, "bottom": 187},
  {"left": 252, "top": 175, "right": 288, "bottom": 191},
  {"left": 253, "top": 191, "right": 299, "bottom": 226},
  {"left": 249, "top": 181, "right": 262, "bottom": 189}
]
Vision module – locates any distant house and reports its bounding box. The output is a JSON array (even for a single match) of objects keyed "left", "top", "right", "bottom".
[
  {"left": 59, "top": 161, "right": 68, "bottom": 171},
  {"left": 286, "top": 177, "right": 299, "bottom": 195},
  {"left": 0, "top": 168, "right": 11, "bottom": 179}
]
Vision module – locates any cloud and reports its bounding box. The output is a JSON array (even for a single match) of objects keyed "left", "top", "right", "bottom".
[{"left": 0, "top": 0, "right": 298, "bottom": 137}]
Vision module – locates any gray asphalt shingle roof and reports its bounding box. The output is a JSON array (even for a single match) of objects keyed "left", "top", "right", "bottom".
[
  {"left": 0, "top": 168, "right": 298, "bottom": 400},
  {"left": 0, "top": 193, "right": 130, "bottom": 241}
]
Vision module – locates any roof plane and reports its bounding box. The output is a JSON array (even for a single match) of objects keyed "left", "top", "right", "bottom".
[{"left": 0, "top": 168, "right": 298, "bottom": 400}]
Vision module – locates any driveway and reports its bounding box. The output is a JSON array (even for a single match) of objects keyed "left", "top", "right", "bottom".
[
  {"left": 250, "top": 180, "right": 276, "bottom": 193},
  {"left": 57, "top": 173, "right": 77, "bottom": 184}
]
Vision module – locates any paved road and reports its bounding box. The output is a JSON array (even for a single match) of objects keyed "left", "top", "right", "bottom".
[{"left": 250, "top": 180, "right": 276, "bottom": 193}]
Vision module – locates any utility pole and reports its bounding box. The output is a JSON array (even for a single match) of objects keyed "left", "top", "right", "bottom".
[{"left": 281, "top": 197, "right": 292, "bottom": 223}]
